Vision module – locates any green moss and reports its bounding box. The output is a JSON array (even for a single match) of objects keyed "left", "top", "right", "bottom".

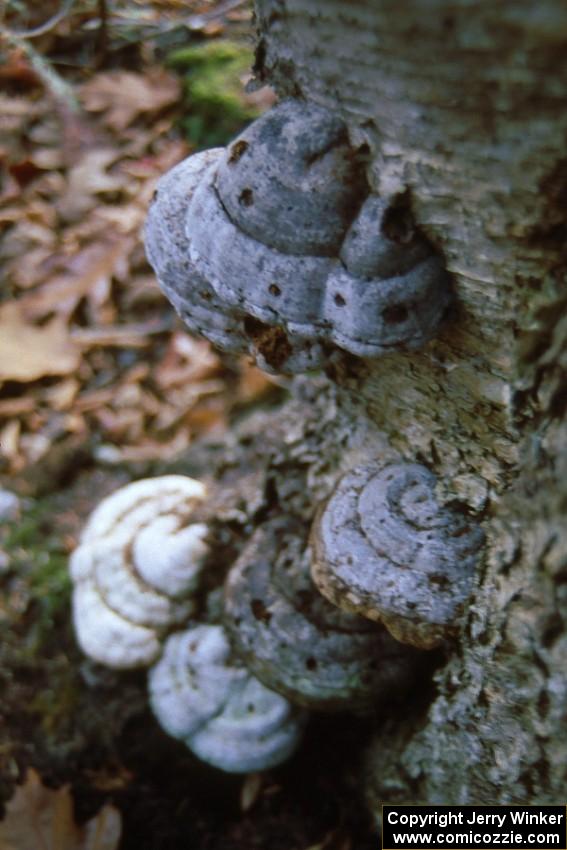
[
  {"left": 167, "top": 39, "right": 260, "bottom": 147},
  {"left": 3, "top": 501, "right": 72, "bottom": 645}
]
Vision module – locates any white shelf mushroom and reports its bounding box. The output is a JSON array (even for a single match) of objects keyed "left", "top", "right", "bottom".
[
  {"left": 148, "top": 624, "right": 307, "bottom": 773},
  {"left": 69, "top": 476, "right": 210, "bottom": 669}
]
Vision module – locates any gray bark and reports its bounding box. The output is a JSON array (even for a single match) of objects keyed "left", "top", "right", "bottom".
[{"left": 249, "top": 0, "right": 567, "bottom": 808}]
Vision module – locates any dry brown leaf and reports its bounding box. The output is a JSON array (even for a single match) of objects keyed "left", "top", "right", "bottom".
[
  {"left": 236, "top": 360, "right": 279, "bottom": 404},
  {"left": 0, "top": 769, "right": 121, "bottom": 850},
  {"left": 240, "top": 772, "right": 263, "bottom": 813},
  {"left": 18, "top": 238, "right": 133, "bottom": 322},
  {"left": 96, "top": 428, "right": 191, "bottom": 464},
  {"left": 71, "top": 320, "right": 169, "bottom": 348},
  {"left": 80, "top": 70, "right": 180, "bottom": 131},
  {"left": 42, "top": 378, "right": 81, "bottom": 411},
  {"left": 82, "top": 804, "right": 122, "bottom": 850},
  {"left": 0, "top": 303, "right": 80, "bottom": 382},
  {"left": 0, "top": 420, "right": 21, "bottom": 462},
  {"left": 0, "top": 398, "right": 36, "bottom": 416},
  {"left": 153, "top": 332, "right": 220, "bottom": 389},
  {"left": 57, "top": 150, "right": 128, "bottom": 222}
]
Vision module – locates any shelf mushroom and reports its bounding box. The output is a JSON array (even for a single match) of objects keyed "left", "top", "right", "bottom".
[
  {"left": 145, "top": 98, "right": 453, "bottom": 374},
  {"left": 311, "top": 462, "right": 486, "bottom": 649},
  {"left": 69, "top": 476, "right": 210, "bottom": 669},
  {"left": 223, "top": 518, "right": 422, "bottom": 711},
  {"left": 148, "top": 624, "right": 307, "bottom": 773}
]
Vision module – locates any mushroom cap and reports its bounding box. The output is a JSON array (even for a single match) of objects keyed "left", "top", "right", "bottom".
[
  {"left": 72, "top": 574, "right": 162, "bottom": 669},
  {"left": 148, "top": 624, "right": 306, "bottom": 773},
  {"left": 145, "top": 97, "right": 453, "bottom": 374},
  {"left": 223, "top": 518, "right": 422, "bottom": 711},
  {"left": 339, "top": 194, "right": 432, "bottom": 280},
  {"left": 311, "top": 463, "right": 485, "bottom": 649},
  {"left": 69, "top": 476, "right": 209, "bottom": 669},
  {"left": 215, "top": 98, "right": 368, "bottom": 256},
  {"left": 145, "top": 152, "right": 248, "bottom": 354}
]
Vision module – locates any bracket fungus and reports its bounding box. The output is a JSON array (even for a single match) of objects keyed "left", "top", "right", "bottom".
[
  {"left": 69, "top": 476, "right": 209, "bottom": 669},
  {"left": 223, "top": 519, "right": 422, "bottom": 711},
  {"left": 145, "top": 98, "right": 453, "bottom": 374},
  {"left": 148, "top": 624, "right": 307, "bottom": 773},
  {"left": 311, "top": 462, "right": 486, "bottom": 649}
]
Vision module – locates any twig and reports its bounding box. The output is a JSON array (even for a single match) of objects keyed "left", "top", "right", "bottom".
[
  {"left": 0, "top": 23, "right": 80, "bottom": 113},
  {"left": 107, "top": 0, "right": 248, "bottom": 38},
  {"left": 95, "top": 0, "right": 108, "bottom": 65},
  {"left": 184, "top": 0, "right": 248, "bottom": 31},
  {"left": 0, "top": 0, "right": 76, "bottom": 39}
]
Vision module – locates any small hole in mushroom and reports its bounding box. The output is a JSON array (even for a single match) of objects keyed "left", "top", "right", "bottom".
[
  {"left": 200, "top": 290, "right": 212, "bottom": 301},
  {"left": 334, "top": 293, "right": 346, "bottom": 307},
  {"left": 382, "top": 204, "right": 415, "bottom": 244},
  {"left": 269, "top": 283, "right": 281, "bottom": 297},
  {"left": 429, "top": 573, "right": 450, "bottom": 588},
  {"left": 239, "top": 188, "right": 254, "bottom": 206},
  {"left": 382, "top": 304, "right": 409, "bottom": 324},
  {"left": 251, "top": 598, "right": 272, "bottom": 623},
  {"left": 151, "top": 189, "right": 158, "bottom": 202},
  {"left": 247, "top": 703, "right": 256, "bottom": 713},
  {"left": 305, "top": 657, "right": 318, "bottom": 671},
  {"left": 228, "top": 140, "right": 249, "bottom": 163}
]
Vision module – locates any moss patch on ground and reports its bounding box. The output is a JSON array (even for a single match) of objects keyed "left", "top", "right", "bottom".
[
  {"left": 167, "top": 39, "right": 261, "bottom": 147},
  {"left": 2, "top": 500, "right": 72, "bottom": 652}
]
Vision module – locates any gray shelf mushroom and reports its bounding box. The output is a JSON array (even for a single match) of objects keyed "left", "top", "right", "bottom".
[
  {"left": 223, "top": 518, "right": 422, "bottom": 711},
  {"left": 145, "top": 98, "right": 453, "bottom": 374},
  {"left": 311, "top": 462, "right": 486, "bottom": 649}
]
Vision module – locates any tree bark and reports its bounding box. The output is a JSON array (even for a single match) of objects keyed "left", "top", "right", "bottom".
[{"left": 250, "top": 0, "right": 567, "bottom": 807}]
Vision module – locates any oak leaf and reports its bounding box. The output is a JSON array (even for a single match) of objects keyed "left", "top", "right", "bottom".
[
  {"left": 0, "top": 769, "right": 121, "bottom": 850},
  {"left": 0, "top": 303, "right": 79, "bottom": 382},
  {"left": 80, "top": 70, "right": 180, "bottom": 131}
]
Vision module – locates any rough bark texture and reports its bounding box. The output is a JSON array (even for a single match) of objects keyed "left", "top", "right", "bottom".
[{"left": 248, "top": 0, "right": 567, "bottom": 808}]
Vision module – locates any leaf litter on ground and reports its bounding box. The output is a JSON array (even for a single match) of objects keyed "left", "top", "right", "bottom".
[
  {"left": 0, "top": 768, "right": 121, "bottom": 850},
  {"left": 0, "top": 3, "right": 277, "bottom": 480}
]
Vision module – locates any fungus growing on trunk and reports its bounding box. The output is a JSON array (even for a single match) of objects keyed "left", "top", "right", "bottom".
[
  {"left": 145, "top": 98, "right": 452, "bottom": 374},
  {"left": 148, "top": 624, "right": 307, "bottom": 773},
  {"left": 223, "top": 518, "right": 423, "bottom": 709},
  {"left": 69, "top": 476, "right": 209, "bottom": 669},
  {"left": 311, "top": 462, "right": 485, "bottom": 649}
]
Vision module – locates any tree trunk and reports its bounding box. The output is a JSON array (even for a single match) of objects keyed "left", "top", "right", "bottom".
[{"left": 250, "top": 0, "right": 567, "bottom": 807}]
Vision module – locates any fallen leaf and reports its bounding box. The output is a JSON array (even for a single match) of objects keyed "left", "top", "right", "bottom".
[
  {"left": 82, "top": 805, "right": 122, "bottom": 850},
  {"left": 70, "top": 319, "right": 170, "bottom": 348},
  {"left": 18, "top": 238, "right": 133, "bottom": 322},
  {"left": 42, "top": 378, "right": 80, "bottom": 411},
  {"left": 57, "top": 149, "right": 127, "bottom": 222},
  {"left": 0, "top": 769, "right": 121, "bottom": 850},
  {"left": 0, "top": 303, "right": 80, "bottom": 382},
  {"left": 240, "top": 772, "right": 263, "bottom": 813},
  {"left": 80, "top": 70, "right": 180, "bottom": 131},
  {"left": 0, "top": 421, "right": 21, "bottom": 462}
]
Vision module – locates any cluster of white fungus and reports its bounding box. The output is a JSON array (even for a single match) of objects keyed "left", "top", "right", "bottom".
[{"left": 69, "top": 476, "right": 306, "bottom": 774}]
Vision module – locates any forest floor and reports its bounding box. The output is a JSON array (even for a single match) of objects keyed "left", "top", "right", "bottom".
[{"left": 0, "top": 2, "right": 377, "bottom": 847}]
